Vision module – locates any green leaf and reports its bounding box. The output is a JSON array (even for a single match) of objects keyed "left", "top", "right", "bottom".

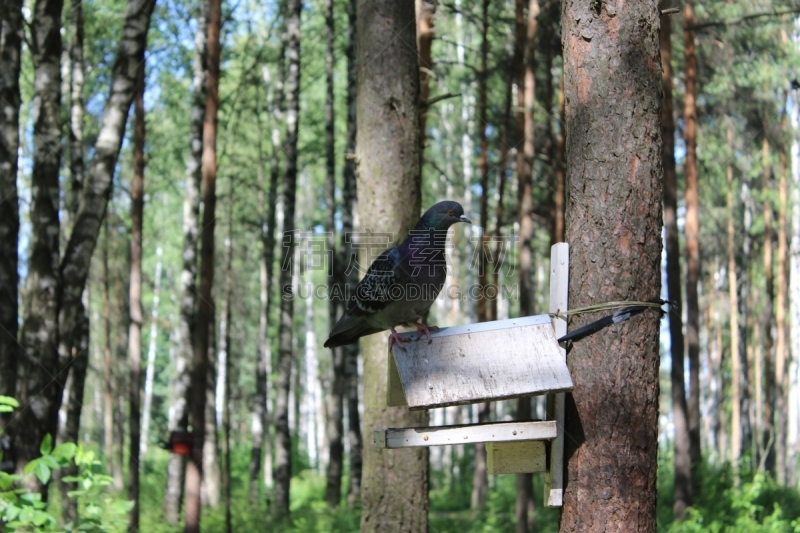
[
  {"left": 34, "top": 461, "right": 50, "bottom": 486},
  {"left": 23, "top": 458, "right": 38, "bottom": 475},
  {"left": 0, "top": 396, "right": 19, "bottom": 408},
  {"left": 18, "top": 506, "right": 33, "bottom": 523},
  {"left": 52, "top": 442, "right": 77, "bottom": 461},
  {"left": 39, "top": 433, "right": 53, "bottom": 456}
]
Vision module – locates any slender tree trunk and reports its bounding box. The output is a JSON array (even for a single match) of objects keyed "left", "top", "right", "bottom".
[
  {"left": 220, "top": 200, "right": 233, "bottom": 533},
  {"left": 343, "top": 0, "right": 362, "bottom": 505},
  {"left": 323, "top": 0, "right": 345, "bottom": 508},
  {"left": 682, "top": 0, "right": 702, "bottom": 477},
  {"left": 273, "top": 0, "right": 301, "bottom": 518},
  {"left": 0, "top": 0, "right": 22, "bottom": 414},
  {"left": 184, "top": 0, "right": 221, "bottom": 525},
  {"left": 515, "top": 1, "right": 538, "bottom": 527},
  {"left": 775, "top": 128, "right": 789, "bottom": 484},
  {"left": 661, "top": 3, "right": 692, "bottom": 519},
  {"left": 727, "top": 122, "right": 743, "bottom": 472},
  {"left": 57, "top": 287, "right": 89, "bottom": 523},
  {"left": 114, "top": 224, "right": 129, "bottom": 490},
  {"left": 66, "top": 0, "right": 84, "bottom": 220},
  {"left": 141, "top": 248, "right": 163, "bottom": 453},
  {"left": 166, "top": 0, "right": 207, "bottom": 522},
  {"left": 559, "top": 0, "right": 662, "bottom": 529},
  {"left": 471, "top": 0, "right": 491, "bottom": 510},
  {"left": 790, "top": 86, "right": 800, "bottom": 489},
  {"left": 475, "top": 0, "right": 490, "bottom": 326},
  {"left": 16, "top": 0, "right": 64, "bottom": 488},
  {"left": 761, "top": 132, "right": 775, "bottom": 473},
  {"left": 102, "top": 220, "right": 117, "bottom": 483},
  {"left": 202, "top": 305, "right": 220, "bottom": 508},
  {"left": 356, "top": 1, "right": 427, "bottom": 530},
  {"left": 127, "top": 59, "right": 146, "bottom": 532},
  {"left": 417, "top": 0, "right": 435, "bottom": 149}
]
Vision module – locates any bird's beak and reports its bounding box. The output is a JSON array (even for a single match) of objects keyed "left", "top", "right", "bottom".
[{"left": 459, "top": 214, "right": 472, "bottom": 224}]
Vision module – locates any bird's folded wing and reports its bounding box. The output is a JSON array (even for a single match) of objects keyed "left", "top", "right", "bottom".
[{"left": 349, "top": 247, "right": 402, "bottom": 316}]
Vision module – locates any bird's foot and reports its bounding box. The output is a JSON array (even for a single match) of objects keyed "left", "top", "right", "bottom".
[
  {"left": 413, "top": 322, "right": 439, "bottom": 344},
  {"left": 388, "top": 327, "right": 407, "bottom": 352}
]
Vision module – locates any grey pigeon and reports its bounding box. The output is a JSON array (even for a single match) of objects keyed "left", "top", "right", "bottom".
[{"left": 324, "top": 201, "right": 471, "bottom": 349}]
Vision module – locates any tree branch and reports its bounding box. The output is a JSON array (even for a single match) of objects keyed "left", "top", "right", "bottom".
[{"left": 689, "top": 7, "right": 800, "bottom": 31}]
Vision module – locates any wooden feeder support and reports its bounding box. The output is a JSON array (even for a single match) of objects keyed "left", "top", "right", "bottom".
[{"left": 375, "top": 243, "right": 571, "bottom": 508}]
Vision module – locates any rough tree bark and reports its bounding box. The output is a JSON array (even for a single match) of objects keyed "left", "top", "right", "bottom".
[
  {"left": 682, "top": 0, "right": 702, "bottom": 477},
  {"left": 165, "top": 0, "right": 207, "bottom": 522},
  {"left": 66, "top": 0, "right": 84, "bottom": 221},
  {"left": 417, "top": 0, "right": 435, "bottom": 149},
  {"left": 16, "top": 0, "right": 64, "bottom": 487},
  {"left": 560, "top": 0, "right": 663, "bottom": 530},
  {"left": 0, "top": 0, "right": 22, "bottom": 411},
  {"left": 184, "top": 0, "right": 221, "bottom": 525},
  {"left": 660, "top": 3, "right": 692, "bottom": 519},
  {"left": 356, "top": 1, "right": 428, "bottom": 530},
  {"left": 102, "top": 221, "right": 117, "bottom": 483},
  {"left": 273, "top": 0, "right": 301, "bottom": 518}
]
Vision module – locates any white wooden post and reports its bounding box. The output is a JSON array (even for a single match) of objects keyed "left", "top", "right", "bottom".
[{"left": 545, "top": 242, "right": 569, "bottom": 507}]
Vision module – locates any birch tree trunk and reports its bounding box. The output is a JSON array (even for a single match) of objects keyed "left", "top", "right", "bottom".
[
  {"left": 185, "top": 0, "right": 221, "bottom": 525},
  {"left": 661, "top": 2, "right": 692, "bottom": 519},
  {"left": 16, "top": 0, "right": 64, "bottom": 487},
  {"left": 0, "top": 0, "right": 22, "bottom": 413},
  {"left": 165, "top": 0, "right": 207, "bottom": 522},
  {"left": 356, "top": 1, "right": 427, "bottom": 530},
  {"left": 141, "top": 247, "right": 163, "bottom": 453},
  {"left": 559, "top": 0, "right": 662, "bottom": 528},
  {"left": 273, "top": 0, "right": 302, "bottom": 518}
]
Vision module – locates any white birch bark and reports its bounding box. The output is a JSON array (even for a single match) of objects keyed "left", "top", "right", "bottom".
[{"left": 140, "top": 247, "right": 163, "bottom": 453}]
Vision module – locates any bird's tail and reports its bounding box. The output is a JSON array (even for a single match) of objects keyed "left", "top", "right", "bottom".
[{"left": 324, "top": 314, "right": 382, "bottom": 348}]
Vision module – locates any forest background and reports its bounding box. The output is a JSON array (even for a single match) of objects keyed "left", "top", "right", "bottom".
[{"left": 1, "top": 0, "right": 800, "bottom": 531}]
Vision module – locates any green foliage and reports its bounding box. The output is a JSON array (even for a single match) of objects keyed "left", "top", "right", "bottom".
[
  {"left": 658, "top": 453, "right": 800, "bottom": 533},
  {"left": 0, "top": 425, "right": 132, "bottom": 533},
  {"left": 0, "top": 396, "right": 19, "bottom": 414}
]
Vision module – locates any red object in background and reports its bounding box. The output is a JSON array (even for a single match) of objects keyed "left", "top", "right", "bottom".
[{"left": 167, "top": 430, "right": 192, "bottom": 455}]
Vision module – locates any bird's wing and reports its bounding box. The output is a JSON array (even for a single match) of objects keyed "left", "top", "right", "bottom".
[{"left": 347, "top": 247, "right": 402, "bottom": 316}]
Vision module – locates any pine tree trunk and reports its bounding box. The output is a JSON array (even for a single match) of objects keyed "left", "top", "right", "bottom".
[
  {"left": 184, "top": 0, "right": 221, "bottom": 524},
  {"left": 559, "top": 0, "right": 662, "bottom": 529},
  {"left": 342, "top": 0, "right": 362, "bottom": 505},
  {"left": 141, "top": 248, "right": 163, "bottom": 453},
  {"left": 114, "top": 225, "right": 130, "bottom": 490},
  {"left": 166, "top": 0, "right": 207, "bottom": 522},
  {"left": 273, "top": 0, "right": 302, "bottom": 518},
  {"left": 356, "top": 1, "right": 427, "bottom": 530},
  {"left": 16, "top": 0, "right": 64, "bottom": 489},
  {"left": 661, "top": 3, "right": 692, "bottom": 519},
  {"left": 0, "top": 0, "right": 22, "bottom": 412},
  {"left": 127, "top": 59, "right": 146, "bottom": 532},
  {"left": 682, "top": 0, "right": 702, "bottom": 478}
]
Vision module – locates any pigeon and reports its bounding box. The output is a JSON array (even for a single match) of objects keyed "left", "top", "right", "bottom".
[{"left": 324, "top": 201, "right": 471, "bottom": 350}]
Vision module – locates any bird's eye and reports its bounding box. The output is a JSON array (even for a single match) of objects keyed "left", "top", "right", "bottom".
[{"left": 447, "top": 209, "right": 454, "bottom": 216}]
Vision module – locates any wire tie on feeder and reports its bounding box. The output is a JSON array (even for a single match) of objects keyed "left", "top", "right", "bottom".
[{"left": 552, "top": 298, "right": 669, "bottom": 343}]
